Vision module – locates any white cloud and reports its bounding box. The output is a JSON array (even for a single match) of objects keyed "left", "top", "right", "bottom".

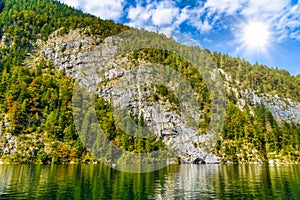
[
  {"left": 128, "top": 5, "right": 150, "bottom": 21},
  {"left": 59, "top": 0, "right": 300, "bottom": 43},
  {"left": 203, "top": 0, "right": 290, "bottom": 19},
  {"left": 203, "top": 0, "right": 300, "bottom": 42},
  {"left": 126, "top": 0, "right": 181, "bottom": 36},
  {"left": 286, "top": 21, "right": 300, "bottom": 29},
  {"left": 269, "top": 3, "right": 300, "bottom": 42},
  {"left": 60, "top": 0, "right": 80, "bottom": 8},
  {"left": 127, "top": 0, "right": 179, "bottom": 26},
  {"left": 127, "top": 5, "right": 153, "bottom": 27},
  {"left": 290, "top": 30, "right": 300, "bottom": 40},
  {"left": 84, "top": 0, "right": 124, "bottom": 20},
  {"left": 152, "top": 5, "right": 179, "bottom": 26},
  {"left": 191, "top": 19, "right": 213, "bottom": 33},
  {"left": 174, "top": 7, "right": 189, "bottom": 26},
  {"left": 241, "top": 0, "right": 289, "bottom": 17},
  {"left": 59, "top": 0, "right": 124, "bottom": 20},
  {"left": 205, "top": 0, "right": 245, "bottom": 15}
]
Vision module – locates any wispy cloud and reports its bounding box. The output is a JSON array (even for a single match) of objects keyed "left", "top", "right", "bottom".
[
  {"left": 241, "top": 0, "right": 289, "bottom": 17},
  {"left": 126, "top": 0, "right": 182, "bottom": 36},
  {"left": 202, "top": 0, "right": 299, "bottom": 43},
  {"left": 60, "top": 0, "right": 300, "bottom": 43},
  {"left": 204, "top": 0, "right": 245, "bottom": 15}
]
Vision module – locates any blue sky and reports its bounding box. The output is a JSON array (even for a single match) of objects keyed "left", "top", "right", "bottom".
[{"left": 60, "top": 0, "right": 300, "bottom": 75}]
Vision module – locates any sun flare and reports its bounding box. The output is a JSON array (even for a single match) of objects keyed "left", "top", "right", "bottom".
[{"left": 242, "top": 21, "right": 270, "bottom": 50}]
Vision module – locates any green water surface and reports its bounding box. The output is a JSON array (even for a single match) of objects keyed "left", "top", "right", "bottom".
[{"left": 0, "top": 164, "right": 299, "bottom": 199}]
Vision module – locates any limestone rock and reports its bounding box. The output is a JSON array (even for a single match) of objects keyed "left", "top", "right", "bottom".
[{"left": 29, "top": 28, "right": 300, "bottom": 164}]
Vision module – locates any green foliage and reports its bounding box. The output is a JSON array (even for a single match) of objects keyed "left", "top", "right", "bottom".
[
  {"left": 211, "top": 52, "right": 300, "bottom": 163},
  {"left": 155, "top": 84, "right": 179, "bottom": 107},
  {"left": 212, "top": 52, "right": 300, "bottom": 101},
  {"left": 0, "top": 0, "right": 128, "bottom": 71},
  {"left": 0, "top": 0, "right": 299, "bottom": 164},
  {"left": 129, "top": 49, "right": 212, "bottom": 130},
  {"left": 215, "top": 103, "right": 300, "bottom": 163},
  {"left": 0, "top": 0, "right": 128, "bottom": 163},
  {"left": 0, "top": 62, "right": 86, "bottom": 163},
  {"left": 95, "top": 97, "right": 164, "bottom": 154}
]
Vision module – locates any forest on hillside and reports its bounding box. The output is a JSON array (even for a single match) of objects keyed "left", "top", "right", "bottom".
[{"left": 0, "top": 0, "right": 299, "bottom": 164}]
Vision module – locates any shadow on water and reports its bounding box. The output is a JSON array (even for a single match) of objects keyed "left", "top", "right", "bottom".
[{"left": 0, "top": 164, "right": 299, "bottom": 199}]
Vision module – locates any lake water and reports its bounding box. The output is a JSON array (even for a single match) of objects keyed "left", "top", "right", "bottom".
[{"left": 0, "top": 164, "right": 299, "bottom": 199}]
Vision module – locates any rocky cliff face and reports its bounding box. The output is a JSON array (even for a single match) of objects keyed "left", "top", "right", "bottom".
[
  {"left": 28, "top": 29, "right": 220, "bottom": 163},
  {"left": 221, "top": 70, "right": 300, "bottom": 125},
  {"left": 246, "top": 92, "right": 300, "bottom": 124},
  {"left": 28, "top": 29, "right": 299, "bottom": 164}
]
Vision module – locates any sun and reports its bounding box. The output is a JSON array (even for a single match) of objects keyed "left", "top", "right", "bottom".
[{"left": 242, "top": 21, "right": 271, "bottom": 51}]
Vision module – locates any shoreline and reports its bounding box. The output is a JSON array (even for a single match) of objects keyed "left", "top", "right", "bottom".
[{"left": 0, "top": 160, "right": 299, "bottom": 165}]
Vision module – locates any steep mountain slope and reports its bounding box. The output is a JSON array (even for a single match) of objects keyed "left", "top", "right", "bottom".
[{"left": 0, "top": 0, "right": 299, "bottom": 164}]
